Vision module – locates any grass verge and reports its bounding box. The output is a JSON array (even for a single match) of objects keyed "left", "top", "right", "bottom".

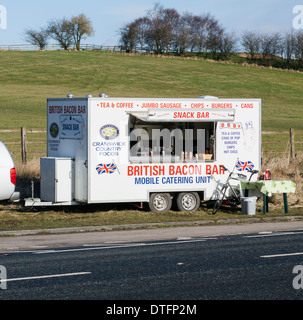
[
  {"left": 0, "top": 154, "right": 298, "bottom": 232},
  {"left": 0, "top": 201, "right": 302, "bottom": 233}
]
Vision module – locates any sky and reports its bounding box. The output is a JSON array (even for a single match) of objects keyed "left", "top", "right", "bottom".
[{"left": 0, "top": 0, "right": 302, "bottom": 46}]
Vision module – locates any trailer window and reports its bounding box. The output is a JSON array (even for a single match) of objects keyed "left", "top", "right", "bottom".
[{"left": 129, "top": 114, "right": 216, "bottom": 163}]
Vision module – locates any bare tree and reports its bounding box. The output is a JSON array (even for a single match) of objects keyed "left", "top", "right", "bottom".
[
  {"left": 24, "top": 27, "right": 49, "bottom": 50},
  {"left": 118, "top": 3, "right": 224, "bottom": 56},
  {"left": 143, "top": 5, "right": 181, "bottom": 53},
  {"left": 206, "top": 29, "right": 222, "bottom": 58},
  {"left": 161, "top": 8, "right": 180, "bottom": 53},
  {"left": 134, "top": 17, "right": 150, "bottom": 52},
  {"left": 217, "top": 31, "right": 238, "bottom": 60},
  {"left": 47, "top": 18, "right": 74, "bottom": 50},
  {"left": 241, "top": 31, "right": 261, "bottom": 60},
  {"left": 284, "top": 32, "right": 295, "bottom": 60},
  {"left": 145, "top": 3, "right": 167, "bottom": 54},
  {"left": 175, "top": 12, "right": 194, "bottom": 54},
  {"left": 120, "top": 21, "right": 140, "bottom": 53},
  {"left": 260, "top": 32, "right": 282, "bottom": 60},
  {"left": 283, "top": 31, "right": 296, "bottom": 67},
  {"left": 191, "top": 13, "right": 222, "bottom": 53},
  {"left": 294, "top": 30, "right": 303, "bottom": 67},
  {"left": 70, "top": 14, "right": 94, "bottom": 50}
]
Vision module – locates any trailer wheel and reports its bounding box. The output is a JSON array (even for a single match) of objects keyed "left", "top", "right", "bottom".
[
  {"left": 149, "top": 193, "right": 172, "bottom": 212},
  {"left": 176, "top": 192, "right": 200, "bottom": 212}
]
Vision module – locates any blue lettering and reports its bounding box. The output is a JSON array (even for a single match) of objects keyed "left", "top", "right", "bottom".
[
  {"left": 195, "top": 176, "right": 211, "bottom": 183},
  {"left": 162, "top": 176, "right": 193, "bottom": 184},
  {"left": 135, "top": 177, "right": 159, "bottom": 185}
]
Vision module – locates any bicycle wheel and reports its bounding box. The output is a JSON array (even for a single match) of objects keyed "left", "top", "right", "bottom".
[
  {"left": 212, "top": 199, "right": 223, "bottom": 214},
  {"left": 229, "top": 187, "right": 241, "bottom": 208},
  {"left": 212, "top": 186, "right": 228, "bottom": 214}
]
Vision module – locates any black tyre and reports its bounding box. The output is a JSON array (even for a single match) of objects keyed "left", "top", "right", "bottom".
[
  {"left": 176, "top": 192, "right": 200, "bottom": 212},
  {"left": 149, "top": 193, "right": 172, "bottom": 212}
]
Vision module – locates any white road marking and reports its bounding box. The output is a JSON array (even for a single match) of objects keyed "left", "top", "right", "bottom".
[
  {"left": 33, "top": 250, "right": 56, "bottom": 254},
  {"left": 261, "top": 252, "right": 303, "bottom": 258},
  {"left": 2, "top": 272, "right": 91, "bottom": 282},
  {"left": 33, "top": 239, "right": 208, "bottom": 254},
  {"left": 244, "top": 232, "right": 299, "bottom": 238},
  {"left": 83, "top": 243, "right": 146, "bottom": 247}
]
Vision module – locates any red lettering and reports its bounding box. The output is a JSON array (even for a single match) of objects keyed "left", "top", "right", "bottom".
[
  {"left": 191, "top": 103, "right": 204, "bottom": 108},
  {"left": 64, "top": 105, "right": 77, "bottom": 114},
  {"left": 134, "top": 166, "right": 140, "bottom": 176},
  {"left": 128, "top": 165, "right": 165, "bottom": 176},
  {"left": 48, "top": 106, "right": 63, "bottom": 114},
  {"left": 197, "top": 112, "right": 209, "bottom": 118},
  {"left": 169, "top": 165, "right": 174, "bottom": 175},
  {"left": 128, "top": 166, "right": 133, "bottom": 176},
  {"left": 220, "top": 165, "right": 225, "bottom": 174},
  {"left": 241, "top": 103, "right": 253, "bottom": 108},
  {"left": 173, "top": 112, "right": 194, "bottom": 119},
  {"left": 206, "top": 165, "right": 225, "bottom": 175},
  {"left": 78, "top": 105, "right": 86, "bottom": 113},
  {"left": 175, "top": 166, "right": 182, "bottom": 175},
  {"left": 158, "top": 166, "right": 165, "bottom": 175}
]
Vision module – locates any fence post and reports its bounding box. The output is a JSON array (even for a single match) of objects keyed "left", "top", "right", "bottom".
[
  {"left": 290, "top": 128, "right": 295, "bottom": 160},
  {"left": 21, "top": 127, "right": 27, "bottom": 164}
]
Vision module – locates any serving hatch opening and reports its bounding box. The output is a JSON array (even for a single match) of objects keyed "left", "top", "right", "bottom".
[{"left": 127, "top": 108, "right": 228, "bottom": 163}]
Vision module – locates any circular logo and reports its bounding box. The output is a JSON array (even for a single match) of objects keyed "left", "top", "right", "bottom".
[
  {"left": 100, "top": 125, "right": 119, "bottom": 140},
  {"left": 50, "top": 122, "right": 59, "bottom": 138}
]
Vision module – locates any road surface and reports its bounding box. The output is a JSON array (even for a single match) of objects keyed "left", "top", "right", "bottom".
[{"left": 0, "top": 221, "right": 303, "bottom": 300}]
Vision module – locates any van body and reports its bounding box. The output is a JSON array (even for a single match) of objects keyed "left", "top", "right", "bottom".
[
  {"left": 0, "top": 141, "right": 19, "bottom": 202},
  {"left": 26, "top": 95, "right": 261, "bottom": 212}
]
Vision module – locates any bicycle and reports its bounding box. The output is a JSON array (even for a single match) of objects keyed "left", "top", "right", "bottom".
[{"left": 212, "top": 163, "right": 258, "bottom": 215}]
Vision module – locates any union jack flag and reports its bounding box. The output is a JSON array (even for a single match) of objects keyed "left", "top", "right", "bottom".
[
  {"left": 96, "top": 163, "right": 117, "bottom": 175},
  {"left": 236, "top": 160, "right": 254, "bottom": 172}
]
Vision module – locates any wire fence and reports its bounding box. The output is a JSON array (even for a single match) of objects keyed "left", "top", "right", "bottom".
[
  {"left": 262, "top": 129, "right": 303, "bottom": 159},
  {"left": 0, "top": 44, "right": 124, "bottom": 52},
  {"left": 1, "top": 128, "right": 302, "bottom": 164}
]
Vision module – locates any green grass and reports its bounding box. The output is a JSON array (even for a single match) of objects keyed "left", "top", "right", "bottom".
[
  {"left": 0, "top": 202, "right": 302, "bottom": 232},
  {"left": 0, "top": 50, "right": 302, "bottom": 161},
  {"left": 0, "top": 51, "right": 303, "bottom": 132},
  {"left": 0, "top": 50, "right": 302, "bottom": 231}
]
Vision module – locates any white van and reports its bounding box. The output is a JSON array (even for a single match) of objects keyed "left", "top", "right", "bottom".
[{"left": 0, "top": 141, "right": 20, "bottom": 202}]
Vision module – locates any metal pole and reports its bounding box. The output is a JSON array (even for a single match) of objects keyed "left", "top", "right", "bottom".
[{"left": 283, "top": 193, "right": 288, "bottom": 214}]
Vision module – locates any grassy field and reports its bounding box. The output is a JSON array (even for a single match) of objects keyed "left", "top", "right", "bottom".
[
  {"left": 0, "top": 51, "right": 302, "bottom": 131},
  {"left": 0, "top": 50, "right": 302, "bottom": 230},
  {"left": 0, "top": 50, "right": 302, "bottom": 162}
]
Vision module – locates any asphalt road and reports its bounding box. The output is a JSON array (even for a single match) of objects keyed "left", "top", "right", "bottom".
[{"left": 1, "top": 224, "right": 303, "bottom": 301}]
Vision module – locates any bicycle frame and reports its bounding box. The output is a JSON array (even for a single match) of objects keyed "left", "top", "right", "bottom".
[{"left": 212, "top": 160, "right": 258, "bottom": 214}]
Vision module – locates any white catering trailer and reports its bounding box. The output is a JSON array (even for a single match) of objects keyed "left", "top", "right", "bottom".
[{"left": 25, "top": 94, "right": 262, "bottom": 212}]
